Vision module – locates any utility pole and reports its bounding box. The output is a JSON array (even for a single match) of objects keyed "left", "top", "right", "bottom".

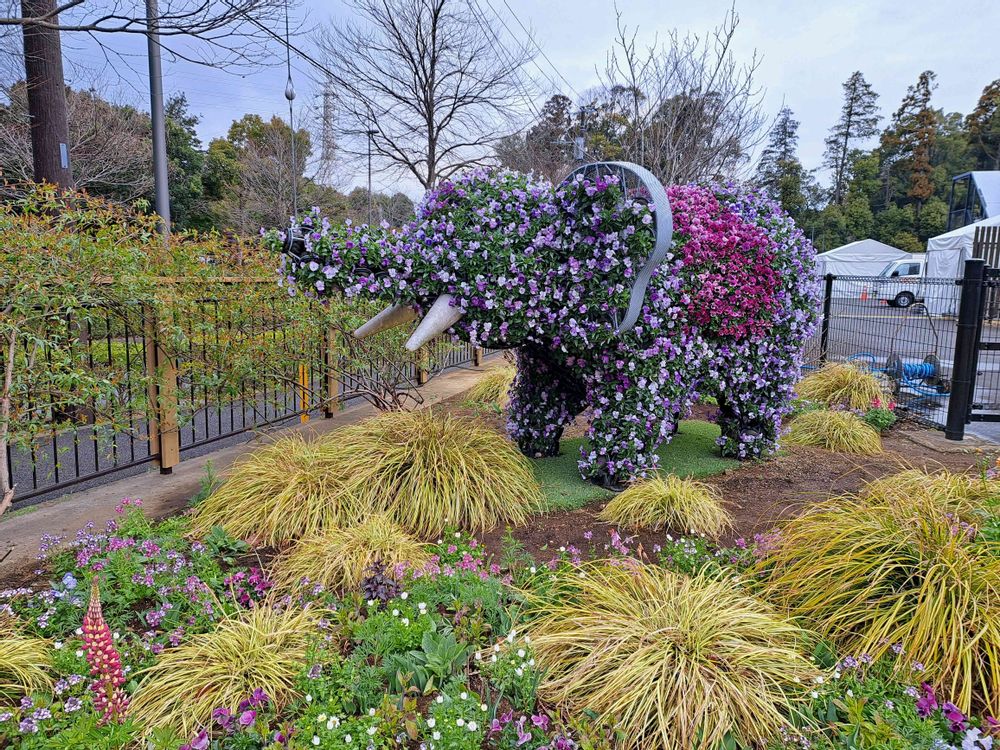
[
  {"left": 366, "top": 129, "right": 376, "bottom": 225},
  {"left": 21, "top": 0, "right": 72, "bottom": 187},
  {"left": 145, "top": 0, "right": 171, "bottom": 235}
]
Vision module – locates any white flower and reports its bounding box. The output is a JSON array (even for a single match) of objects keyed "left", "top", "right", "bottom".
[
  {"left": 456, "top": 718, "right": 465, "bottom": 726},
  {"left": 75, "top": 628, "right": 82, "bottom": 635},
  {"left": 523, "top": 635, "right": 531, "bottom": 644},
  {"left": 392, "top": 609, "right": 399, "bottom": 617},
  {"left": 54, "top": 641, "right": 63, "bottom": 650},
  {"left": 814, "top": 676, "right": 824, "bottom": 684},
  {"left": 460, "top": 692, "right": 468, "bottom": 700},
  {"left": 436, "top": 695, "right": 444, "bottom": 704},
  {"left": 517, "top": 649, "right": 526, "bottom": 658},
  {"left": 318, "top": 713, "right": 328, "bottom": 722},
  {"left": 306, "top": 694, "right": 313, "bottom": 702},
  {"left": 529, "top": 566, "right": 537, "bottom": 574},
  {"left": 474, "top": 652, "right": 482, "bottom": 661},
  {"left": 480, "top": 704, "right": 487, "bottom": 712},
  {"left": 367, "top": 726, "right": 377, "bottom": 736},
  {"left": 400, "top": 592, "right": 409, "bottom": 600},
  {"left": 401, "top": 617, "right": 410, "bottom": 626},
  {"left": 368, "top": 708, "right": 376, "bottom": 716},
  {"left": 344, "top": 733, "right": 352, "bottom": 743},
  {"left": 326, "top": 719, "right": 335, "bottom": 730},
  {"left": 312, "top": 736, "right": 320, "bottom": 746},
  {"left": 810, "top": 691, "right": 819, "bottom": 699},
  {"left": 454, "top": 532, "right": 461, "bottom": 538},
  {"left": 490, "top": 654, "right": 497, "bottom": 662},
  {"left": 493, "top": 644, "right": 501, "bottom": 652},
  {"left": 427, "top": 718, "right": 436, "bottom": 728},
  {"left": 75, "top": 650, "right": 84, "bottom": 658},
  {"left": 433, "top": 731, "right": 441, "bottom": 740},
  {"left": 468, "top": 721, "right": 478, "bottom": 732}
]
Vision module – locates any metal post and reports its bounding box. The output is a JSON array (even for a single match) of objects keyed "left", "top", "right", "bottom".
[
  {"left": 819, "top": 274, "right": 834, "bottom": 363},
  {"left": 145, "top": 0, "right": 171, "bottom": 235},
  {"left": 366, "top": 129, "right": 376, "bottom": 225},
  {"left": 945, "top": 259, "right": 986, "bottom": 440}
]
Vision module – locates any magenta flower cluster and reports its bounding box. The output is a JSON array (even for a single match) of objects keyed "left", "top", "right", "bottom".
[{"left": 271, "top": 167, "right": 818, "bottom": 484}]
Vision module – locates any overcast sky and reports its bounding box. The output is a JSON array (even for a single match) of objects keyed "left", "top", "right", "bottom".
[{"left": 58, "top": 0, "right": 1000, "bottom": 197}]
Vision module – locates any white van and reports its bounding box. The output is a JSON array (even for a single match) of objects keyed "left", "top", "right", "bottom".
[{"left": 875, "top": 255, "right": 926, "bottom": 308}]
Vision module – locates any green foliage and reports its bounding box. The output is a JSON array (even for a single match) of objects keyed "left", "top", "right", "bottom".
[
  {"left": 863, "top": 406, "right": 897, "bottom": 432},
  {"left": 419, "top": 690, "right": 489, "bottom": 750},
  {"left": 385, "top": 627, "right": 474, "bottom": 694},
  {"left": 478, "top": 632, "right": 542, "bottom": 713},
  {"left": 296, "top": 643, "right": 387, "bottom": 716},
  {"left": 352, "top": 601, "right": 437, "bottom": 659}
]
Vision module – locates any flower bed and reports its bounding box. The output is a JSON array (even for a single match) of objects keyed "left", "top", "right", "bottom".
[{"left": 2, "top": 473, "right": 998, "bottom": 750}]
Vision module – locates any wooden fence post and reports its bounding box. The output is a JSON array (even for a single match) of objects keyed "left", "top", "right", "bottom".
[
  {"left": 143, "top": 304, "right": 180, "bottom": 474},
  {"left": 417, "top": 349, "right": 430, "bottom": 385},
  {"left": 473, "top": 346, "right": 483, "bottom": 366}
]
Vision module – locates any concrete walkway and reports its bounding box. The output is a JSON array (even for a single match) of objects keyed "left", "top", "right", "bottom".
[{"left": 0, "top": 362, "right": 502, "bottom": 576}]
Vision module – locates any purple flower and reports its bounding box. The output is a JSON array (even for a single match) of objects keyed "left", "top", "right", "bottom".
[
  {"left": 238, "top": 709, "right": 257, "bottom": 727},
  {"left": 181, "top": 730, "right": 210, "bottom": 750},
  {"left": 915, "top": 683, "right": 938, "bottom": 717},
  {"left": 941, "top": 701, "right": 967, "bottom": 732}
]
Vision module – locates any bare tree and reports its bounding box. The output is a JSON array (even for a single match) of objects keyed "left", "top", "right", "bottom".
[
  {"left": 592, "top": 4, "right": 766, "bottom": 184},
  {"left": 318, "top": 0, "right": 534, "bottom": 189},
  {"left": 0, "top": 83, "right": 153, "bottom": 200}
]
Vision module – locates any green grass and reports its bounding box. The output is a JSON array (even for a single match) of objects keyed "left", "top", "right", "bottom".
[{"left": 532, "top": 420, "right": 739, "bottom": 511}]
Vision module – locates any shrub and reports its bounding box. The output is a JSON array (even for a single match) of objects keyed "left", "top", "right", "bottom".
[
  {"left": 270, "top": 515, "right": 429, "bottom": 592},
  {"left": 189, "top": 434, "right": 363, "bottom": 546},
  {"left": 796, "top": 362, "right": 891, "bottom": 410},
  {"left": 529, "top": 562, "right": 813, "bottom": 750},
  {"left": 863, "top": 405, "right": 897, "bottom": 432},
  {"left": 760, "top": 491, "right": 1000, "bottom": 714},
  {"left": 465, "top": 365, "right": 516, "bottom": 408},
  {"left": 130, "top": 606, "right": 317, "bottom": 734},
  {"left": 784, "top": 409, "right": 882, "bottom": 454},
  {"left": 0, "top": 636, "right": 52, "bottom": 705},
  {"left": 332, "top": 410, "right": 542, "bottom": 537},
  {"left": 598, "top": 474, "right": 732, "bottom": 537}
]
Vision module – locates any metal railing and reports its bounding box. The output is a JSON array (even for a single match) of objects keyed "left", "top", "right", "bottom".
[{"left": 5, "top": 293, "right": 490, "bottom": 507}]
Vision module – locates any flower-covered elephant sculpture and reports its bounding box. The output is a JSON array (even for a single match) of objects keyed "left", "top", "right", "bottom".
[{"left": 270, "top": 165, "right": 818, "bottom": 487}]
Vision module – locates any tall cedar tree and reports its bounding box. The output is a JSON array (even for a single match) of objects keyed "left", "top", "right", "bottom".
[
  {"left": 755, "top": 107, "right": 807, "bottom": 220},
  {"left": 967, "top": 79, "right": 1000, "bottom": 170},
  {"left": 884, "top": 70, "right": 937, "bottom": 219},
  {"left": 823, "top": 72, "right": 880, "bottom": 205}
]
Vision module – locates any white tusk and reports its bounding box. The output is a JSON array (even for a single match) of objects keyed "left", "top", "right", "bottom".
[
  {"left": 404, "top": 294, "right": 464, "bottom": 351},
  {"left": 353, "top": 304, "right": 418, "bottom": 339}
]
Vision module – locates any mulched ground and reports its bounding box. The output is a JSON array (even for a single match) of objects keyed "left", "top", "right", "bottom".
[{"left": 2, "top": 392, "right": 986, "bottom": 587}]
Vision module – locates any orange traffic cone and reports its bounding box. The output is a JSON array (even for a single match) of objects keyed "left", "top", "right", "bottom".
[{"left": 860, "top": 287, "right": 868, "bottom": 301}]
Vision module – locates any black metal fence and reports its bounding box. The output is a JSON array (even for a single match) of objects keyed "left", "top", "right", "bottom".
[
  {"left": 805, "top": 265, "right": 1000, "bottom": 438},
  {"left": 5, "top": 296, "right": 491, "bottom": 508}
]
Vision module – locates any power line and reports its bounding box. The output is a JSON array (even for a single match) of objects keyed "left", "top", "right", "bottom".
[{"left": 487, "top": 0, "right": 580, "bottom": 100}]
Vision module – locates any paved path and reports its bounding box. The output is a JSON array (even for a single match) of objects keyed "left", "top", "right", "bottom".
[{"left": 0, "top": 361, "right": 503, "bottom": 576}]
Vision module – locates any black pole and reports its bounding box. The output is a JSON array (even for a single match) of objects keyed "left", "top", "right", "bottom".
[
  {"left": 819, "top": 274, "right": 834, "bottom": 363},
  {"left": 945, "top": 258, "right": 986, "bottom": 440}
]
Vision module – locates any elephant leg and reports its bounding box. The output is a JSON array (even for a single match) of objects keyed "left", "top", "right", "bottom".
[
  {"left": 713, "top": 343, "right": 793, "bottom": 459},
  {"left": 506, "top": 346, "right": 586, "bottom": 458},
  {"left": 579, "top": 363, "right": 693, "bottom": 489}
]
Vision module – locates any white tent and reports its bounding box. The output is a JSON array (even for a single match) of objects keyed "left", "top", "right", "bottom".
[
  {"left": 924, "top": 215, "right": 1000, "bottom": 314},
  {"left": 816, "top": 239, "right": 911, "bottom": 277}
]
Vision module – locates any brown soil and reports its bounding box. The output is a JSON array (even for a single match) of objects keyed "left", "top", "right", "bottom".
[{"left": 446, "top": 390, "right": 985, "bottom": 562}]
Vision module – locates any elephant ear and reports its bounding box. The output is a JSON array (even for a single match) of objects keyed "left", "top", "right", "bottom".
[{"left": 562, "top": 161, "right": 673, "bottom": 335}]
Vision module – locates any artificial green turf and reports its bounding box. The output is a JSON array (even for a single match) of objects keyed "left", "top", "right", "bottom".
[{"left": 531, "top": 419, "right": 739, "bottom": 511}]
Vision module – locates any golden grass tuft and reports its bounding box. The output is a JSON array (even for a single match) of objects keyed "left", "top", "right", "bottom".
[
  {"left": 785, "top": 409, "right": 883, "bottom": 454},
  {"left": 466, "top": 365, "right": 516, "bottom": 408},
  {"left": 797, "top": 362, "right": 891, "bottom": 410},
  {"left": 131, "top": 606, "right": 317, "bottom": 735},
  {"left": 861, "top": 468, "right": 1000, "bottom": 515},
  {"left": 330, "top": 410, "right": 541, "bottom": 537},
  {"left": 270, "top": 514, "right": 430, "bottom": 592},
  {"left": 760, "top": 491, "right": 1000, "bottom": 715},
  {"left": 598, "top": 474, "right": 732, "bottom": 537},
  {"left": 0, "top": 636, "right": 52, "bottom": 705},
  {"left": 189, "top": 434, "right": 365, "bottom": 546},
  {"left": 530, "top": 562, "right": 813, "bottom": 750}
]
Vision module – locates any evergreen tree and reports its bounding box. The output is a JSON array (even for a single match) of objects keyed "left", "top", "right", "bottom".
[
  {"left": 967, "top": 79, "right": 1000, "bottom": 170},
  {"left": 883, "top": 70, "right": 937, "bottom": 220},
  {"left": 756, "top": 107, "right": 807, "bottom": 220},
  {"left": 823, "top": 71, "right": 880, "bottom": 205},
  {"left": 163, "top": 94, "right": 208, "bottom": 231}
]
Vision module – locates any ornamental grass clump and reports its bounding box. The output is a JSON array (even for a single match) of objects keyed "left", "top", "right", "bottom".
[
  {"left": 784, "top": 409, "right": 882, "bottom": 454},
  {"left": 796, "top": 362, "right": 891, "bottom": 410},
  {"left": 270, "top": 514, "right": 429, "bottom": 592},
  {"left": 862, "top": 468, "right": 1000, "bottom": 514},
  {"left": 0, "top": 635, "right": 51, "bottom": 705},
  {"left": 333, "top": 410, "right": 542, "bottom": 537},
  {"left": 466, "top": 365, "right": 516, "bottom": 408},
  {"left": 760, "top": 491, "right": 1000, "bottom": 714},
  {"left": 530, "top": 562, "right": 814, "bottom": 750},
  {"left": 131, "top": 605, "right": 317, "bottom": 735},
  {"left": 598, "top": 474, "right": 732, "bottom": 538},
  {"left": 189, "top": 434, "right": 363, "bottom": 546}
]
